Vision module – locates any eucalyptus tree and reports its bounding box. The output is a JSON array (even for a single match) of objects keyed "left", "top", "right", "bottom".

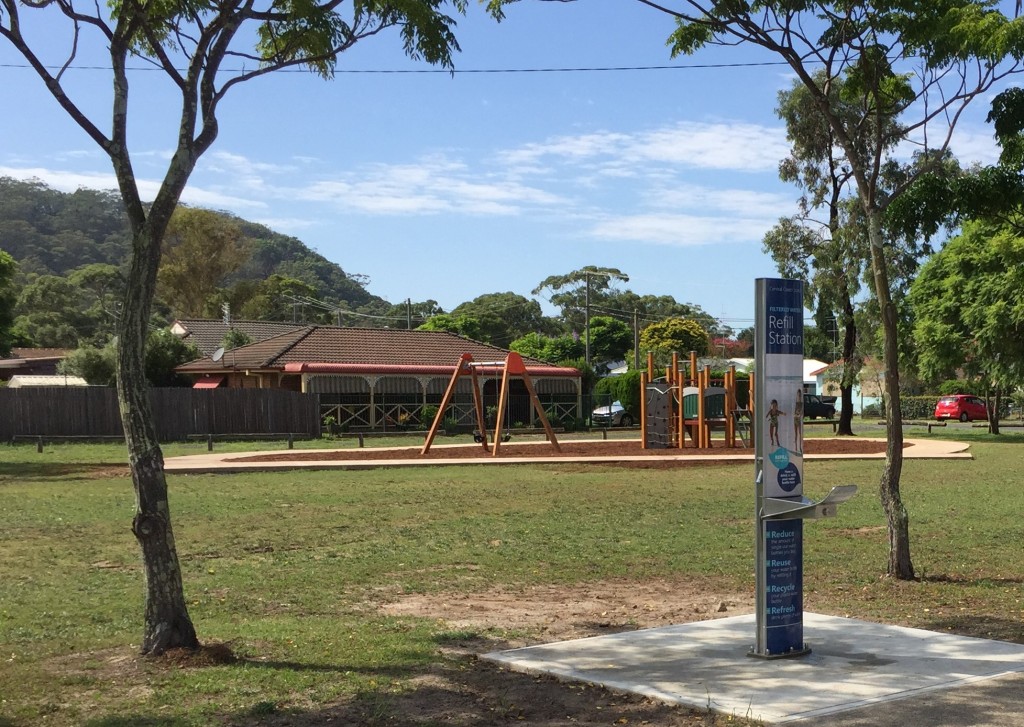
[
  {"left": 2, "top": 0, "right": 482, "bottom": 653},
  {"left": 763, "top": 71, "right": 886, "bottom": 436},
  {"left": 635, "top": 0, "right": 1024, "bottom": 580}
]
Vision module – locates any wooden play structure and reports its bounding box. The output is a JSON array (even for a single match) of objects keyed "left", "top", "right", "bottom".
[
  {"left": 640, "top": 351, "right": 751, "bottom": 449},
  {"left": 421, "top": 352, "right": 561, "bottom": 456}
]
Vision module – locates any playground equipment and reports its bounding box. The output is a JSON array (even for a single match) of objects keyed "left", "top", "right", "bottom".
[
  {"left": 640, "top": 350, "right": 751, "bottom": 449},
  {"left": 421, "top": 352, "right": 561, "bottom": 456}
]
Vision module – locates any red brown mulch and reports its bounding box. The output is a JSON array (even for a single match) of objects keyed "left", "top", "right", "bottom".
[{"left": 230, "top": 437, "right": 902, "bottom": 464}]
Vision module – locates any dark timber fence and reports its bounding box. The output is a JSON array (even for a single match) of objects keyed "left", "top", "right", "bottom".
[{"left": 0, "top": 388, "right": 321, "bottom": 441}]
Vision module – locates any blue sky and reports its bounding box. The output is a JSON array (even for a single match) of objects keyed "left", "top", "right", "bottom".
[{"left": 0, "top": 0, "right": 1013, "bottom": 333}]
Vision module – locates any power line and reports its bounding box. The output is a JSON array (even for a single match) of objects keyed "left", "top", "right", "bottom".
[{"left": 0, "top": 60, "right": 790, "bottom": 75}]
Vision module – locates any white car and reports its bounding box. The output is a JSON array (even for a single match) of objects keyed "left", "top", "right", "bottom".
[{"left": 592, "top": 401, "right": 634, "bottom": 427}]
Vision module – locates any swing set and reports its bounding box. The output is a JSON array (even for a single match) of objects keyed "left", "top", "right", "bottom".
[{"left": 421, "top": 352, "right": 561, "bottom": 456}]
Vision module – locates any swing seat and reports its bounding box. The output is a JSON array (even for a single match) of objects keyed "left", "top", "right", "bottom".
[{"left": 473, "top": 431, "right": 512, "bottom": 443}]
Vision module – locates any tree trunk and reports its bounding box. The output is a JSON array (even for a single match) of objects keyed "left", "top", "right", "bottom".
[
  {"left": 838, "top": 384, "right": 855, "bottom": 435},
  {"left": 836, "top": 297, "right": 857, "bottom": 436},
  {"left": 990, "top": 389, "right": 1001, "bottom": 435},
  {"left": 867, "top": 211, "right": 914, "bottom": 580},
  {"left": 118, "top": 224, "right": 198, "bottom": 655}
]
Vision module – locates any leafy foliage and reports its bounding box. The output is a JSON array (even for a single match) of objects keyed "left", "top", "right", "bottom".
[
  {"left": 417, "top": 313, "right": 482, "bottom": 339},
  {"left": 451, "top": 291, "right": 553, "bottom": 344},
  {"left": 0, "top": 249, "right": 16, "bottom": 356},
  {"left": 61, "top": 330, "right": 201, "bottom": 387},
  {"left": 594, "top": 369, "right": 643, "bottom": 415},
  {"left": 158, "top": 209, "right": 250, "bottom": 318},
  {"left": 509, "top": 332, "right": 584, "bottom": 363},
  {"left": 910, "top": 219, "right": 1024, "bottom": 389},
  {"left": 639, "top": 318, "right": 709, "bottom": 363},
  {"left": 0, "top": 178, "right": 383, "bottom": 318}
]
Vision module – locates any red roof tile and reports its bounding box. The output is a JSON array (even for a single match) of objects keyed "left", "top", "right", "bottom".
[{"left": 176, "top": 326, "right": 578, "bottom": 377}]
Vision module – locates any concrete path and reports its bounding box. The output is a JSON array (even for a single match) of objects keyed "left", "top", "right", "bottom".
[
  {"left": 483, "top": 613, "right": 1024, "bottom": 725},
  {"left": 164, "top": 437, "right": 971, "bottom": 474}
]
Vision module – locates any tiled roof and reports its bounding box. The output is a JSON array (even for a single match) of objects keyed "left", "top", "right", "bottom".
[
  {"left": 7, "top": 348, "right": 72, "bottom": 360},
  {"left": 171, "top": 319, "right": 308, "bottom": 356},
  {"left": 176, "top": 326, "right": 577, "bottom": 375},
  {"left": 0, "top": 348, "right": 73, "bottom": 371}
]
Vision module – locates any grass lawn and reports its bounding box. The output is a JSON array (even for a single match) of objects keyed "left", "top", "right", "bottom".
[{"left": 1, "top": 427, "right": 1023, "bottom": 725}]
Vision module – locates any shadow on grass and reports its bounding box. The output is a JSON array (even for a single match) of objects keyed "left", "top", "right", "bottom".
[
  {"left": 0, "top": 462, "right": 128, "bottom": 480},
  {"left": 85, "top": 718, "right": 188, "bottom": 726},
  {"left": 922, "top": 573, "right": 1024, "bottom": 586},
  {"left": 223, "top": 657, "right": 745, "bottom": 727},
  {"left": 922, "top": 614, "right": 1024, "bottom": 644}
]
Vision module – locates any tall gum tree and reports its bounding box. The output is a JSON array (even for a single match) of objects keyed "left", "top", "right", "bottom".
[
  {"left": 628, "top": 0, "right": 1024, "bottom": 579},
  {"left": 1, "top": 0, "right": 480, "bottom": 654}
]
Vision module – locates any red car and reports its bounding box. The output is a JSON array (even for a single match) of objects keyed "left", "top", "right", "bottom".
[{"left": 934, "top": 394, "right": 988, "bottom": 422}]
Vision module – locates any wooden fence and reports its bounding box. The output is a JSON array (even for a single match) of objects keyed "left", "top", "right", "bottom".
[{"left": 0, "top": 387, "right": 321, "bottom": 441}]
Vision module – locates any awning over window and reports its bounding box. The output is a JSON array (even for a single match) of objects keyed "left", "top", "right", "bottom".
[{"left": 193, "top": 375, "right": 225, "bottom": 389}]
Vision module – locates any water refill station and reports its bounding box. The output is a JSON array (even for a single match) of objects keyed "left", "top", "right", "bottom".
[{"left": 751, "top": 278, "right": 858, "bottom": 658}]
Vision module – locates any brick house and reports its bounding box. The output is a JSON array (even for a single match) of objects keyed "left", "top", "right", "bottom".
[{"left": 175, "top": 326, "right": 582, "bottom": 430}]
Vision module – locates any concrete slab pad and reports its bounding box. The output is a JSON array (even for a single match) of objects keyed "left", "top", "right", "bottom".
[{"left": 482, "top": 613, "right": 1024, "bottom": 724}]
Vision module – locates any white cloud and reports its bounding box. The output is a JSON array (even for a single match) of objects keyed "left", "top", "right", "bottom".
[
  {"left": 0, "top": 166, "right": 120, "bottom": 192},
  {"left": 0, "top": 164, "right": 265, "bottom": 211},
  {"left": 649, "top": 185, "right": 793, "bottom": 217},
  {"left": 497, "top": 121, "right": 788, "bottom": 174},
  {"left": 298, "top": 157, "right": 567, "bottom": 216},
  {"left": 590, "top": 213, "right": 774, "bottom": 247}
]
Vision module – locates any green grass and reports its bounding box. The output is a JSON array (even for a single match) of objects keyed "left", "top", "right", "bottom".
[{"left": 1, "top": 433, "right": 1023, "bottom": 724}]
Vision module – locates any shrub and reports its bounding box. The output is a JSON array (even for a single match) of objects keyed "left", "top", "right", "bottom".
[
  {"left": 901, "top": 396, "right": 941, "bottom": 420},
  {"left": 594, "top": 370, "right": 643, "bottom": 414},
  {"left": 862, "top": 402, "right": 882, "bottom": 418},
  {"left": 420, "top": 404, "right": 439, "bottom": 426}
]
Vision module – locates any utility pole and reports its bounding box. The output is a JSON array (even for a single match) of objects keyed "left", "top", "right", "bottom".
[
  {"left": 633, "top": 309, "right": 640, "bottom": 370},
  {"left": 406, "top": 298, "right": 412, "bottom": 329},
  {"left": 584, "top": 271, "right": 591, "bottom": 366}
]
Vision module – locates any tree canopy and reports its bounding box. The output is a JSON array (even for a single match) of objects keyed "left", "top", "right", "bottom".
[
  {"left": 1, "top": 0, "right": 491, "bottom": 656},
  {"left": 639, "top": 318, "right": 709, "bottom": 365},
  {"left": 0, "top": 249, "right": 16, "bottom": 356},
  {"left": 910, "top": 219, "right": 1024, "bottom": 390},
  {"left": 650, "top": 0, "right": 1024, "bottom": 581}
]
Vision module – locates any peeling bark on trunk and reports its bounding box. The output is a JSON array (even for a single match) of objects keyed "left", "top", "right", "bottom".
[
  {"left": 867, "top": 212, "right": 914, "bottom": 580},
  {"left": 119, "top": 223, "right": 198, "bottom": 655}
]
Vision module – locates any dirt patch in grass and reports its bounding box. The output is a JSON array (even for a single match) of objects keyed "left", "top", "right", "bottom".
[
  {"left": 42, "top": 580, "right": 757, "bottom": 726},
  {"left": 233, "top": 437, "right": 896, "bottom": 464},
  {"left": 380, "top": 577, "right": 752, "bottom": 648},
  {"left": 268, "top": 578, "right": 758, "bottom": 726}
]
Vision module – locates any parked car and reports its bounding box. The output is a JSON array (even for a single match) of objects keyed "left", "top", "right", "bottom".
[
  {"left": 592, "top": 400, "right": 633, "bottom": 427},
  {"left": 935, "top": 394, "right": 988, "bottom": 422},
  {"left": 803, "top": 394, "right": 836, "bottom": 419}
]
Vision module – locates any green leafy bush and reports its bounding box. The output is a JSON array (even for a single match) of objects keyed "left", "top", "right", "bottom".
[
  {"left": 937, "top": 380, "right": 986, "bottom": 396},
  {"left": 901, "top": 396, "right": 941, "bottom": 419},
  {"left": 420, "top": 404, "right": 439, "bottom": 426},
  {"left": 594, "top": 370, "right": 643, "bottom": 414}
]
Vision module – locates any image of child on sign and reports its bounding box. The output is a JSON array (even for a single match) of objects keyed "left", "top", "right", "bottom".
[{"left": 766, "top": 399, "right": 786, "bottom": 448}]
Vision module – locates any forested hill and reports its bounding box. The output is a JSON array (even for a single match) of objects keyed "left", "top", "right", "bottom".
[{"left": 0, "top": 176, "right": 383, "bottom": 309}]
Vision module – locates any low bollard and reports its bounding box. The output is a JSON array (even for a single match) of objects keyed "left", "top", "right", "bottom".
[
  {"left": 37, "top": 436, "right": 43, "bottom": 453},
  {"left": 288, "top": 433, "right": 294, "bottom": 449},
  {"left": 207, "top": 434, "right": 213, "bottom": 451},
  {"left": 357, "top": 432, "right": 364, "bottom": 448}
]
